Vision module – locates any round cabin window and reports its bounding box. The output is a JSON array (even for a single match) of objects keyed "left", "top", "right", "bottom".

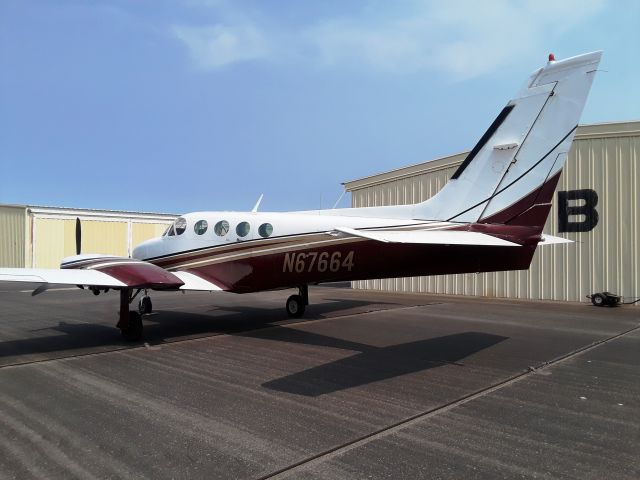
[
  {"left": 194, "top": 220, "right": 208, "bottom": 235},
  {"left": 258, "top": 223, "right": 273, "bottom": 238},
  {"left": 214, "top": 220, "right": 230, "bottom": 236},
  {"left": 236, "top": 221, "right": 250, "bottom": 238}
]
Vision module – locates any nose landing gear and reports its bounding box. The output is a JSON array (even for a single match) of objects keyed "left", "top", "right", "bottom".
[
  {"left": 121, "top": 311, "right": 143, "bottom": 342},
  {"left": 286, "top": 285, "right": 308, "bottom": 318},
  {"left": 117, "top": 288, "right": 147, "bottom": 341}
]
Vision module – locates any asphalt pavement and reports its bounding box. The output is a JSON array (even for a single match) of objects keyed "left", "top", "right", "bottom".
[{"left": 0, "top": 284, "right": 638, "bottom": 479}]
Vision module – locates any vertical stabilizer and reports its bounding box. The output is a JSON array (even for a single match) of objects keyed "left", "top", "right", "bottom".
[{"left": 412, "top": 51, "right": 602, "bottom": 226}]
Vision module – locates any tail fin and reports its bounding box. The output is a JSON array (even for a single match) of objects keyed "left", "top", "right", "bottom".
[{"left": 413, "top": 51, "right": 602, "bottom": 228}]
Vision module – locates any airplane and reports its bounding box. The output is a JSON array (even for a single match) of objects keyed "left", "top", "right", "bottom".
[{"left": 0, "top": 51, "right": 602, "bottom": 341}]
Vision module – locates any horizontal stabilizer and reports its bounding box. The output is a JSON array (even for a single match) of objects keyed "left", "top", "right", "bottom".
[
  {"left": 335, "top": 227, "right": 520, "bottom": 247},
  {"left": 539, "top": 234, "right": 573, "bottom": 245}
]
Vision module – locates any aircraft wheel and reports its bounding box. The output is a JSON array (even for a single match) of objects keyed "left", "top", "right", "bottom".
[
  {"left": 121, "top": 311, "right": 143, "bottom": 341},
  {"left": 138, "top": 296, "right": 153, "bottom": 315},
  {"left": 591, "top": 293, "right": 605, "bottom": 307},
  {"left": 286, "top": 295, "right": 306, "bottom": 318}
]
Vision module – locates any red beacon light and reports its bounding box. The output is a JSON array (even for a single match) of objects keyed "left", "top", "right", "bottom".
[{"left": 548, "top": 53, "right": 556, "bottom": 62}]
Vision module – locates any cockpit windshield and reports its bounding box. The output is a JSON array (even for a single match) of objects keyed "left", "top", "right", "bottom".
[{"left": 166, "top": 217, "right": 187, "bottom": 237}]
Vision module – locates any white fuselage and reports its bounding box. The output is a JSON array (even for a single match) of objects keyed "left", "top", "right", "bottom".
[{"left": 132, "top": 208, "right": 434, "bottom": 261}]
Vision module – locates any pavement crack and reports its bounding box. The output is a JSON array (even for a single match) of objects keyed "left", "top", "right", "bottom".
[{"left": 258, "top": 322, "right": 640, "bottom": 480}]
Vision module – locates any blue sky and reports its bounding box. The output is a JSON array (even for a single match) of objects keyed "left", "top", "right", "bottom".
[{"left": 1, "top": 0, "right": 638, "bottom": 213}]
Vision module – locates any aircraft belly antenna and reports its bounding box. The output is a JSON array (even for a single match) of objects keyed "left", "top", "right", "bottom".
[{"left": 251, "top": 194, "right": 264, "bottom": 213}]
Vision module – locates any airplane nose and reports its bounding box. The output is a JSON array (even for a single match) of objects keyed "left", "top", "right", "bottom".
[
  {"left": 132, "top": 242, "right": 148, "bottom": 260},
  {"left": 133, "top": 237, "right": 164, "bottom": 260}
]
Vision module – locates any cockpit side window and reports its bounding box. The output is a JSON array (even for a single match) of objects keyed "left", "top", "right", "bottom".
[
  {"left": 174, "top": 217, "right": 187, "bottom": 236},
  {"left": 162, "top": 225, "right": 171, "bottom": 237}
]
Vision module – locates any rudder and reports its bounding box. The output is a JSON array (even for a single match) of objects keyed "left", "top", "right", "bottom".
[{"left": 412, "top": 51, "right": 602, "bottom": 229}]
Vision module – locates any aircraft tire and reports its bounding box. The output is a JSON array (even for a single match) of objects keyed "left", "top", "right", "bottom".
[
  {"left": 138, "top": 296, "right": 153, "bottom": 315},
  {"left": 121, "top": 311, "right": 143, "bottom": 341},
  {"left": 286, "top": 295, "right": 305, "bottom": 318}
]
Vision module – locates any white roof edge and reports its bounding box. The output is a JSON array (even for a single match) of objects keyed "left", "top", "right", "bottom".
[
  {"left": 343, "top": 152, "right": 468, "bottom": 189},
  {"left": 0, "top": 203, "right": 178, "bottom": 218},
  {"left": 575, "top": 119, "right": 640, "bottom": 127}
]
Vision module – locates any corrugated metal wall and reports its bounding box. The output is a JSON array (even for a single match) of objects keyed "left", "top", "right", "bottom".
[
  {"left": 30, "top": 217, "right": 173, "bottom": 268},
  {"left": 351, "top": 166, "right": 459, "bottom": 209},
  {"left": 348, "top": 122, "right": 640, "bottom": 304},
  {"left": 0, "top": 206, "right": 27, "bottom": 267},
  {"left": 33, "top": 219, "right": 132, "bottom": 268},
  {"left": 33, "top": 218, "right": 73, "bottom": 269},
  {"left": 80, "top": 220, "right": 129, "bottom": 258},
  {"left": 0, "top": 206, "right": 175, "bottom": 268}
]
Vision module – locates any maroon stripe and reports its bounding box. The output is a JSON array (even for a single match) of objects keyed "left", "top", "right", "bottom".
[
  {"left": 61, "top": 256, "right": 126, "bottom": 269},
  {"left": 150, "top": 236, "right": 310, "bottom": 268},
  {"left": 94, "top": 263, "right": 184, "bottom": 289},
  {"left": 151, "top": 234, "right": 344, "bottom": 269},
  {"left": 185, "top": 240, "right": 536, "bottom": 294},
  {"left": 480, "top": 171, "right": 561, "bottom": 226}
]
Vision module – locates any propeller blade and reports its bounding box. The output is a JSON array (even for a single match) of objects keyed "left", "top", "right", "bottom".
[{"left": 75, "top": 217, "right": 81, "bottom": 255}]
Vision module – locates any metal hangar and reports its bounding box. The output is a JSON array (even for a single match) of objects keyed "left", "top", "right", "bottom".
[
  {"left": 0, "top": 205, "right": 175, "bottom": 269},
  {"left": 344, "top": 121, "right": 640, "bottom": 305}
]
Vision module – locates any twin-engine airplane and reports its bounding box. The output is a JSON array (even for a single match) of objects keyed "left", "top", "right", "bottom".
[{"left": 0, "top": 52, "right": 602, "bottom": 341}]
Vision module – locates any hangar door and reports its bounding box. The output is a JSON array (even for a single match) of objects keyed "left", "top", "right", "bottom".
[{"left": 34, "top": 218, "right": 128, "bottom": 268}]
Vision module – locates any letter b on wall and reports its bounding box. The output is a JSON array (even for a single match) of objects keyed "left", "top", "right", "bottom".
[{"left": 558, "top": 189, "right": 599, "bottom": 232}]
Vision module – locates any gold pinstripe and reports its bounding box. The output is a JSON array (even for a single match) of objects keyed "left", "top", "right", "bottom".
[
  {"left": 156, "top": 224, "right": 460, "bottom": 271},
  {"left": 165, "top": 237, "right": 365, "bottom": 270}
]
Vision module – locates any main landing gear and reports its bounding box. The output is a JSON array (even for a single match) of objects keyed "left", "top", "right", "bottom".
[
  {"left": 117, "top": 288, "right": 152, "bottom": 341},
  {"left": 138, "top": 293, "right": 153, "bottom": 315},
  {"left": 286, "top": 285, "right": 308, "bottom": 318}
]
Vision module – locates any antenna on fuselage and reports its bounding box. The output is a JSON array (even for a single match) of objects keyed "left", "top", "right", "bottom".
[
  {"left": 332, "top": 188, "right": 346, "bottom": 209},
  {"left": 251, "top": 194, "right": 264, "bottom": 213}
]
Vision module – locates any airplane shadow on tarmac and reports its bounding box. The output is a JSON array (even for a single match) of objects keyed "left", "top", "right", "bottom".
[
  {"left": 0, "top": 298, "right": 399, "bottom": 362},
  {"left": 1, "top": 296, "right": 507, "bottom": 394},
  {"left": 249, "top": 329, "right": 508, "bottom": 396}
]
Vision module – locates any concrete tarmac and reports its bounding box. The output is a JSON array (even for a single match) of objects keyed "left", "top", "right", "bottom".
[{"left": 0, "top": 284, "right": 638, "bottom": 479}]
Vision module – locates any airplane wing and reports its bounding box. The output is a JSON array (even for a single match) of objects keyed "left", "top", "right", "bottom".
[
  {"left": 0, "top": 268, "right": 128, "bottom": 287},
  {"left": 334, "top": 227, "right": 521, "bottom": 247},
  {"left": 0, "top": 258, "right": 225, "bottom": 292}
]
